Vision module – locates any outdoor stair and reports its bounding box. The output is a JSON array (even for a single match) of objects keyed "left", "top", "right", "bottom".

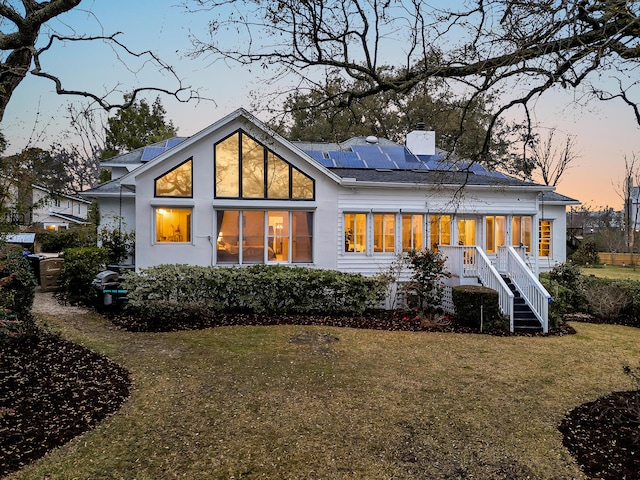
[{"left": 500, "top": 275, "right": 543, "bottom": 333}]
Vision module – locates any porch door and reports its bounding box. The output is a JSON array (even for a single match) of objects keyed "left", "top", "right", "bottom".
[{"left": 456, "top": 218, "right": 476, "bottom": 246}]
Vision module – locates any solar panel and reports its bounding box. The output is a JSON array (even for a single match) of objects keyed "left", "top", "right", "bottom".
[
  {"left": 166, "top": 137, "right": 186, "bottom": 148},
  {"left": 351, "top": 145, "right": 395, "bottom": 168},
  {"left": 141, "top": 146, "right": 166, "bottom": 161},
  {"left": 328, "top": 151, "right": 365, "bottom": 168},
  {"left": 305, "top": 150, "right": 334, "bottom": 167}
]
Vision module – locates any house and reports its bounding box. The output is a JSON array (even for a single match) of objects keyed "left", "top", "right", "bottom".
[
  {"left": 2, "top": 181, "right": 92, "bottom": 231},
  {"left": 83, "top": 108, "right": 580, "bottom": 333}
]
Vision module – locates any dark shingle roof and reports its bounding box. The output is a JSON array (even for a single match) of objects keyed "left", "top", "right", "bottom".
[{"left": 328, "top": 167, "right": 542, "bottom": 188}]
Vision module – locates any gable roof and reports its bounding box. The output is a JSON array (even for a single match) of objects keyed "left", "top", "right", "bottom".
[{"left": 117, "top": 108, "right": 343, "bottom": 187}]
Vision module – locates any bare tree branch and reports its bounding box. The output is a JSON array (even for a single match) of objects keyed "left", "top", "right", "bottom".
[
  {"left": 0, "top": 0, "right": 199, "bottom": 123},
  {"left": 186, "top": 0, "right": 640, "bottom": 157}
]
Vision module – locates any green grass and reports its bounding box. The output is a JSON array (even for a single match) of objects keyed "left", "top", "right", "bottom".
[
  {"left": 15, "top": 311, "right": 640, "bottom": 479},
  {"left": 582, "top": 264, "right": 640, "bottom": 280}
]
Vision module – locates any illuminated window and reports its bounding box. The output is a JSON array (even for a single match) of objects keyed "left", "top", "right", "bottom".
[
  {"left": 215, "top": 131, "right": 314, "bottom": 199},
  {"left": 430, "top": 215, "right": 451, "bottom": 250},
  {"left": 539, "top": 220, "right": 552, "bottom": 257},
  {"left": 485, "top": 216, "right": 506, "bottom": 253},
  {"left": 402, "top": 214, "right": 424, "bottom": 252},
  {"left": 512, "top": 216, "right": 533, "bottom": 252},
  {"left": 155, "top": 159, "right": 192, "bottom": 197},
  {"left": 457, "top": 219, "right": 476, "bottom": 246},
  {"left": 373, "top": 213, "right": 395, "bottom": 253},
  {"left": 155, "top": 208, "right": 191, "bottom": 242},
  {"left": 216, "top": 210, "right": 313, "bottom": 264},
  {"left": 344, "top": 213, "right": 367, "bottom": 253}
]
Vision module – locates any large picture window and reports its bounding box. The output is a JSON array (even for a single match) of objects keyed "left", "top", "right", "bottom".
[
  {"left": 215, "top": 131, "right": 314, "bottom": 200},
  {"left": 155, "top": 208, "right": 191, "bottom": 242},
  {"left": 155, "top": 159, "right": 193, "bottom": 197},
  {"left": 216, "top": 210, "right": 313, "bottom": 264}
]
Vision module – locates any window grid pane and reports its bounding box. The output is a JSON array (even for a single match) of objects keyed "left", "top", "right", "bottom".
[
  {"left": 374, "top": 213, "right": 395, "bottom": 253},
  {"left": 155, "top": 159, "right": 192, "bottom": 197},
  {"left": 215, "top": 134, "right": 240, "bottom": 197},
  {"left": 241, "top": 135, "right": 265, "bottom": 198}
]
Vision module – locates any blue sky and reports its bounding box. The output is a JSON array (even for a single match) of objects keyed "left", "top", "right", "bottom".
[{"left": 3, "top": 0, "right": 639, "bottom": 209}]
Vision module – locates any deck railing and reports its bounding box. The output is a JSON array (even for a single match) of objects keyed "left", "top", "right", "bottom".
[
  {"left": 440, "top": 245, "right": 515, "bottom": 330},
  {"left": 497, "top": 246, "right": 550, "bottom": 333}
]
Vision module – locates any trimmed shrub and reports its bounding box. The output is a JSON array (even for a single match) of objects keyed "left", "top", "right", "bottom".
[
  {"left": 56, "top": 247, "right": 108, "bottom": 306},
  {"left": 452, "top": 285, "right": 506, "bottom": 331},
  {"left": 122, "top": 264, "right": 388, "bottom": 327}
]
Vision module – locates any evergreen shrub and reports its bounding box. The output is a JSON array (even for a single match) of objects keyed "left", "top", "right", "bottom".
[
  {"left": 452, "top": 285, "right": 506, "bottom": 331},
  {"left": 56, "top": 247, "right": 108, "bottom": 306},
  {"left": 122, "top": 264, "right": 388, "bottom": 327}
]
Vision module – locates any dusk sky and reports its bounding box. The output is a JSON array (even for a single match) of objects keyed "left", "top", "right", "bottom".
[{"left": 3, "top": 0, "right": 639, "bottom": 210}]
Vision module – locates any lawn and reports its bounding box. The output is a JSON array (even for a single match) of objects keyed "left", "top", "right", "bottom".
[
  {"left": 10, "top": 310, "right": 640, "bottom": 479},
  {"left": 582, "top": 264, "right": 640, "bottom": 280}
]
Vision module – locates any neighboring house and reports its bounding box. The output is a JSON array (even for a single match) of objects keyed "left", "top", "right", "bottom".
[
  {"left": 83, "top": 108, "right": 580, "bottom": 333},
  {"left": 2, "top": 181, "right": 91, "bottom": 230}
]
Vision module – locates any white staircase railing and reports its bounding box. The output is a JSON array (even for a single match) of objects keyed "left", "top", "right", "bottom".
[
  {"left": 440, "top": 245, "right": 515, "bottom": 331},
  {"left": 497, "top": 246, "right": 550, "bottom": 333}
]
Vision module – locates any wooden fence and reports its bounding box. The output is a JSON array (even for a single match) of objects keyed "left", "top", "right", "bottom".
[{"left": 598, "top": 252, "right": 640, "bottom": 266}]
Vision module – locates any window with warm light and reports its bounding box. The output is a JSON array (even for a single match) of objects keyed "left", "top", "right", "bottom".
[
  {"left": 430, "top": 215, "right": 451, "bottom": 250},
  {"left": 373, "top": 213, "right": 395, "bottom": 253},
  {"left": 216, "top": 210, "right": 313, "bottom": 264},
  {"left": 155, "top": 208, "right": 191, "bottom": 242},
  {"left": 539, "top": 219, "right": 552, "bottom": 257},
  {"left": 485, "top": 216, "right": 506, "bottom": 253},
  {"left": 344, "top": 213, "right": 367, "bottom": 253},
  {"left": 155, "top": 159, "right": 193, "bottom": 197},
  {"left": 512, "top": 216, "right": 533, "bottom": 252},
  {"left": 402, "top": 214, "right": 424, "bottom": 252},
  {"left": 215, "top": 131, "right": 314, "bottom": 199}
]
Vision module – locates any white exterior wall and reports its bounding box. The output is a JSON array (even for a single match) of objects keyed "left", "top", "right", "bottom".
[
  {"left": 132, "top": 118, "right": 341, "bottom": 271},
  {"left": 335, "top": 184, "right": 543, "bottom": 277},
  {"left": 537, "top": 203, "right": 568, "bottom": 272}
]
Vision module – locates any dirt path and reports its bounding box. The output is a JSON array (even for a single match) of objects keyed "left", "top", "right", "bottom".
[{"left": 32, "top": 291, "right": 90, "bottom": 316}]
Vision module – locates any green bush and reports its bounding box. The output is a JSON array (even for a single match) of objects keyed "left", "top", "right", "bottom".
[
  {"left": 122, "top": 264, "right": 388, "bottom": 327},
  {"left": 570, "top": 240, "right": 600, "bottom": 266},
  {"left": 36, "top": 226, "right": 96, "bottom": 253},
  {"left": 543, "top": 262, "right": 586, "bottom": 314},
  {"left": 452, "top": 285, "right": 506, "bottom": 331},
  {"left": 0, "top": 242, "right": 36, "bottom": 320},
  {"left": 56, "top": 247, "right": 108, "bottom": 306},
  {"left": 401, "top": 249, "right": 451, "bottom": 316}
]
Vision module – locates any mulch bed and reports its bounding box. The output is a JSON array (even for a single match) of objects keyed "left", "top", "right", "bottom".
[{"left": 0, "top": 332, "right": 131, "bottom": 478}]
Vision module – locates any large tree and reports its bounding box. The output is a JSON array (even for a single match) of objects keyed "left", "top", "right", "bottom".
[
  {"left": 101, "top": 96, "right": 178, "bottom": 159},
  {"left": 189, "top": 0, "right": 640, "bottom": 158},
  {"left": 273, "top": 75, "right": 520, "bottom": 170},
  {"left": 0, "top": 0, "right": 196, "bottom": 124}
]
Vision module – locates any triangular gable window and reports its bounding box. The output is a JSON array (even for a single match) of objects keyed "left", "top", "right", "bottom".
[
  {"left": 155, "top": 158, "right": 193, "bottom": 197},
  {"left": 215, "top": 131, "right": 314, "bottom": 200}
]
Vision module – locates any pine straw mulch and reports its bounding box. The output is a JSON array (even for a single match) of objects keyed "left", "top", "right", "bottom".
[{"left": 1, "top": 310, "right": 639, "bottom": 479}]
